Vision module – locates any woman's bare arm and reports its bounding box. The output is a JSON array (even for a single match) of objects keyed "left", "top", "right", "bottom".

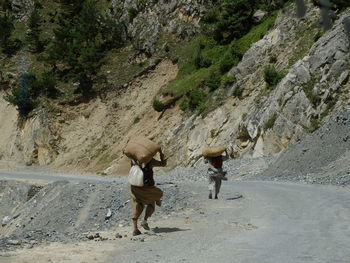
[{"left": 149, "top": 150, "right": 167, "bottom": 167}]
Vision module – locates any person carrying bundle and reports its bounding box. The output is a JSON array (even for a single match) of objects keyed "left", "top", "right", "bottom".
[
  {"left": 124, "top": 136, "right": 167, "bottom": 236},
  {"left": 202, "top": 146, "right": 229, "bottom": 199}
]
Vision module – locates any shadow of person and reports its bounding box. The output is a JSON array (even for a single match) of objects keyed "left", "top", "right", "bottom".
[
  {"left": 226, "top": 194, "right": 243, "bottom": 201},
  {"left": 153, "top": 227, "right": 189, "bottom": 233}
]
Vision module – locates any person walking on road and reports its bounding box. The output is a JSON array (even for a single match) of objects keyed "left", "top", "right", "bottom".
[
  {"left": 204, "top": 149, "right": 229, "bottom": 199},
  {"left": 130, "top": 150, "right": 167, "bottom": 236}
]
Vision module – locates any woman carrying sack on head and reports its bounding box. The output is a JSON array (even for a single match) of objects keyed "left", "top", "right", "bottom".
[
  {"left": 203, "top": 147, "right": 229, "bottom": 199},
  {"left": 130, "top": 150, "right": 166, "bottom": 236}
]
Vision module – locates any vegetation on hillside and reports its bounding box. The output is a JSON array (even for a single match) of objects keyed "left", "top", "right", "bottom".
[
  {"left": 1, "top": 0, "right": 125, "bottom": 116},
  {"left": 1, "top": 0, "right": 349, "bottom": 117},
  {"left": 164, "top": 2, "right": 278, "bottom": 112}
]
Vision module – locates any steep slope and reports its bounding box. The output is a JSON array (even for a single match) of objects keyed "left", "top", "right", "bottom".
[
  {"left": 0, "top": 3, "right": 349, "bottom": 175},
  {"left": 259, "top": 110, "right": 350, "bottom": 185},
  {"left": 162, "top": 5, "right": 350, "bottom": 165}
]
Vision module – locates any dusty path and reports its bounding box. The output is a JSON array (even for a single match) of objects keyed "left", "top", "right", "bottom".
[
  {"left": 0, "top": 170, "right": 115, "bottom": 183},
  {"left": 102, "top": 181, "right": 350, "bottom": 263},
  {"left": 1, "top": 172, "right": 349, "bottom": 263}
]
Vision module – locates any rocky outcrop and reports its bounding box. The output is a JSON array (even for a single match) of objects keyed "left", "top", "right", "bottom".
[
  {"left": 10, "top": 0, "right": 33, "bottom": 21},
  {"left": 235, "top": 10, "right": 350, "bottom": 158},
  {"left": 112, "top": 0, "right": 212, "bottom": 55},
  {"left": 164, "top": 5, "right": 350, "bottom": 165},
  {"left": 0, "top": 95, "right": 57, "bottom": 168}
]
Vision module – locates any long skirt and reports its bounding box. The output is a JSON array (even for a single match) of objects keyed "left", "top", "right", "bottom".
[{"left": 131, "top": 185, "right": 163, "bottom": 219}]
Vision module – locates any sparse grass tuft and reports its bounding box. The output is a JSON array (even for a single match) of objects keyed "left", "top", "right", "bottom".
[{"left": 263, "top": 114, "right": 277, "bottom": 131}]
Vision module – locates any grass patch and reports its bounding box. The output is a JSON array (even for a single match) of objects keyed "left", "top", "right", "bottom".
[
  {"left": 263, "top": 114, "right": 277, "bottom": 131},
  {"left": 231, "top": 12, "right": 277, "bottom": 58},
  {"left": 302, "top": 77, "right": 319, "bottom": 106},
  {"left": 288, "top": 24, "right": 319, "bottom": 67},
  {"left": 163, "top": 11, "right": 278, "bottom": 113},
  {"left": 308, "top": 118, "right": 320, "bottom": 132},
  {"left": 264, "top": 65, "right": 285, "bottom": 89}
]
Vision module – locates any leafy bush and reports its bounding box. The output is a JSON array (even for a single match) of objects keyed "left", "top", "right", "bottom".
[
  {"left": 179, "top": 99, "right": 189, "bottom": 111},
  {"left": 27, "top": 2, "right": 45, "bottom": 53},
  {"left": 194, "top": 47, "right": 212, "bottom": 69},
  {"left": 212, "top": 0, "right": 256, "bottom": 44},
  {"left": 269, "top": 54, "right": 277, "bottom": 63},
  {"left": 232, "top": 85, "right": 244, "bottom": 98},
  {"left": 221, "top": 74, "right": 235, "bottom": 86},
  {"left": 205, "top": 70, "right": 221, "bottom": 90},
  {"left": 264, "top": 65, "right": 284, "bottom": 88},
  {"left": 313, "top": 31, "right": 324, "bottom": 42},
  {"left": 5, "top": 73, "right": 38, "bottom": 117},
  {"left": 152, "top": 99, "right": 166, "bottom": 112},
  {"left": 128, "top": 8, "right": 138, "bottom": 22},
  {"left": 0, "top": 15, "right": 22, "bottom": 55},
  {"left": 219, "top": 51, "right": 238, "bottom": 73},
  {"left": 186, "top": 87, "right": 208, "bottom": 111}
]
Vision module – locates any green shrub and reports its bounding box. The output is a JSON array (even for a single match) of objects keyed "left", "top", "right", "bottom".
[
  {"left": 212, "top": 0, "right": 255, "bottom": 44},
  {"left": 205, "top": 70, "right": 221, "bottom": 90},
  {"left": 219, "top": 52, "right": 238, "bottom": 74},
  {"left": 186, "top": 87, "right": 208, "bottom": 111},
  {"left": 309, "top": 118, "right": 320, "bottom": 132},
  {"left": 179, "top": 99, "right": 189, "bottom": 111},
  {"left": 0, "top": 15, "right": 22, "bottom": 55},
  {"left": 264, "top": 65, "right": 284, "bottom": 88},
  {"left": 5, "top": 73, "right": 38, "bottom": 117},
  {"left": 313, "top": 31, "right": 324, "bottom": 42},
  {"left": 27, "top": 2, "right": 45, "bottom": 53},
  {"left": 263, "top": 114, "right": 277, "bottom": 130},
  {"left": 269, "top": 54, "right": 277, "bottom": 63},
  {"left": 152, "top": 99, "right": 166, "bottom": 112},
  {"left": 302, "top": 78, "right": 320, "bottom": 106},
  {"left": 202, "top": 7, "right": 220, "bottom": 23},
  {"left": 233, "top": 85, "right": 244, "bottom": 98},
  {"left": 128, "top": 8, "right": 138, "bottom": 22},
  {"left": 194, "top": 47, "right": 212, "bottom": 69},
  {"left": 221, "top": 75, "right": 235, "bottom": 86},
  {"left": 133, "top": 116, "right": 140, "bottom": 124},
  {"left": 231, "top": 13, "right": 277, "bottom": 58}
]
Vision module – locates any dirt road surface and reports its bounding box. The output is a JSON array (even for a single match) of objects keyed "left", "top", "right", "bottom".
[{"left": 0, "top": 170, "right": 349, "bottom": 263}]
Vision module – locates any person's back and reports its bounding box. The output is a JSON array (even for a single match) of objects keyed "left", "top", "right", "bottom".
[
  {"left": 129, "top": 150, "right": 167, "bottom": 236},
  {"left": 205, "top": 150, "right": 229, "bottom": 199}
]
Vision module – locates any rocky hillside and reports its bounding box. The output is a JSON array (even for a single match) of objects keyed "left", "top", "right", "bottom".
[{"left": 0, "top": 1, "right": 349, "bottom": 175}]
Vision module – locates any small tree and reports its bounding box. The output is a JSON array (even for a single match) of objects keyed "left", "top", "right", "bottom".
[
  {"left": 5, "top": 73, "right": 37, "bottom": 117},
  {"left": 152, "top": 99, "right": 166, "bottom": 112},
  {"left": 27, "top": 2, "right": 45, "bottom": 53},
  {"left": 264, "top": 65, "right": 284, "bottom": 88}
]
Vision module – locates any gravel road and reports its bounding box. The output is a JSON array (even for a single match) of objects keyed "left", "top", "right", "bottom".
[
  {"left": 102, "top": 181, "right": 350, "bottom": 263},
  {"left": 1, "top": 169, "right": 349, "bottom": 263}
]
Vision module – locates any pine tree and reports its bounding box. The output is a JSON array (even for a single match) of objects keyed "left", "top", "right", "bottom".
[{"left": 27, "top": 2, "right": 45, "bottom": 53}]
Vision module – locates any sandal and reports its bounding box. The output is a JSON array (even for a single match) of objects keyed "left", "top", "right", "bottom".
[
  {"left": 141, "top": 220, "right": 150, "bottom": 230},
  {"left": 132, "top": 229, "right": 142, "bottom": 236}
]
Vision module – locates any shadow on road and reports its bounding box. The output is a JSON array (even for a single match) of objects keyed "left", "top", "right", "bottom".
[
  {"left": 153, "top": 227, "right": 189, "bottom": 233},
  {"left": 226, "top": 194, "right": 243, "bottom": 201}
]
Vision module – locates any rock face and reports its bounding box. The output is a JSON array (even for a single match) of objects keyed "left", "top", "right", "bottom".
[
  {"left": 259, "top": 110, "right": 350, "bottom": 185},
  {"left": 0, "top": 95, "right": 57, "bottom": 167},
  {"left": 0, "top": 3, "right": 349, "bottom": 172},
  {"left": 163, "top": 6, "right": 350, "bottom": 165},
  {"left": 10, "top": 0, "right": 33, "bottom": 20},
  {"left": 112, "top": 0, "right": 211, "bottom": 55}
]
